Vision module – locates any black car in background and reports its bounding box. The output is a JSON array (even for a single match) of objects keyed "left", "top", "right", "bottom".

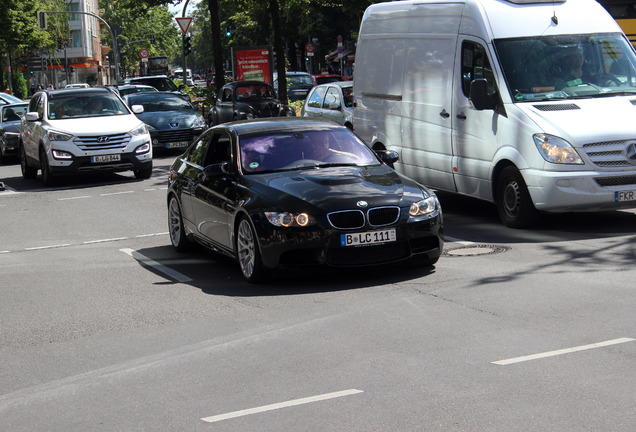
[
  {"left": 123, "top": 92, "right": 206, "bottom": 151},
  {"left": 123, "top": 75, "right": 190, "bottom": 101},
  {"left": 207, "top": 80, "right": 295, "bottom": 126},
  {"left": 0, "top": 103, "right": 28, "bottom": 163},
  {"left": 274, "top": 71, "right": 315, "bottom": 102},
  {"left": 167, "top": 118, "right": 444, "bottom": 282}
]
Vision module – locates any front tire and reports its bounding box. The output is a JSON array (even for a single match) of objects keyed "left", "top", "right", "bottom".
[
  {"left": 496, "top": 166, "right": 539, "bottom": 228},
  {"left": 134, "top": 163, "right": 153, "bottom": 179},
  {"left": 39, "top": 148, "right": 55, "bottom": 186},
  {"left": 168, "top": 195, "right": 192, "bottom": 252},
  {"left": 20, "top": 143, "right": 37, "bottom": 179},
  {"left": 236, "top": 216, "right": 267, "bottom": 283}
]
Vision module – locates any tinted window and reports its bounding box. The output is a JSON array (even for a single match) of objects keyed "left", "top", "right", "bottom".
[{"left": 461, "top": 41, "right": 496, "bottom": 98}]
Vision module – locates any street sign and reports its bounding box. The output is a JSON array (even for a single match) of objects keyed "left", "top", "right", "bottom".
[
  {"left": 139, "top": 48, "right": 149, "bottom": 58},
  {"left": 176, "top": 17, "right": 193, "bottom": 35},
  {"left": 305, "top": 42, "right": 315, "bottom": 53}
]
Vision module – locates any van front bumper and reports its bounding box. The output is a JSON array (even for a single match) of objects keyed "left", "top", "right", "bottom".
[{"left": 524, "top": 168, "right": 636, "bottom": 212}]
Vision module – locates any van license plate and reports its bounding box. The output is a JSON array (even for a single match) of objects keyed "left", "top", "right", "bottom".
[
  {"left": 91, "top": 154, "right": 121, "bottom": 163},
  {"left": 341, "top": 228, "right": 396, "bottom": 247},
  {"left": 167, "top": 141, "right": 190, "bottom": 149},
  {"left": 615, "top": 190, "right": 636, "bottom": 202}
]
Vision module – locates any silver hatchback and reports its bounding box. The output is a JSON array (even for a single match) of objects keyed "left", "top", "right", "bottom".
[{"left": 301, "top": 81, "right": 353, "bottom": 129}]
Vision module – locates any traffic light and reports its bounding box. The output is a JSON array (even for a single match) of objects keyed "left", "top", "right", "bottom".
[
  {"left": 184, "top": 35, "right": 191, "bottom": 56},
  {"left": 117, "top": 37, "right": 123, "bottom": 53},
  {"left": 150, "top": 35, "right": 155, "bottom": 44},
  {"left": 226, "top": 27, "right": 231, "bottom": 37},
  {"left": 69, "top": 66, "right": 75, "bottom": 74},
  {"left": 41, "top": 58, "right": 47, "bottom": 71}
]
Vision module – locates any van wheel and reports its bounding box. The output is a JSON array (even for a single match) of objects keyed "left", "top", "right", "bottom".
[
  {"left": 20, "top": 144, "right": 37, "bottom": 179},
  {"left": 496, "top": 166, "right": 538, "bottom": 228}
]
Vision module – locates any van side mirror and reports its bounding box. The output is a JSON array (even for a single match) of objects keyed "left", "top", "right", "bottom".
[{"left": 469, "top": 79, "right": 494, "bottom": 110}]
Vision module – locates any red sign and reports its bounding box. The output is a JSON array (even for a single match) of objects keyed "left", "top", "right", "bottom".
[
  {"left": 176, "top": 17, "right": 193, "bottom": 35},
  {"left": 234, "top": 48, "right": 272, "bottom": 83},
  {"left": 139, "top": 48, "right": 149, "bottom": 58}
]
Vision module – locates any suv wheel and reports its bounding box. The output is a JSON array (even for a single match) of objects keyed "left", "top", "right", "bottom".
[
  {"left": 20, "top": 143, "right": 37, "bottom": 179},
  {"left": 40, "top": 148, "right": 56, "bottom": 186},
  {"left": 134, "top": 163, "right": 153, "bottom": 179}
]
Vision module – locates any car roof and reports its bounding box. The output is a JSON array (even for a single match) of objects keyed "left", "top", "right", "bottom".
[
  {"left": 0, "top": 93, "right": 24, "bottom": 104},
  {"left": 1, "top": 102, "right": 28, "bottom": 109},
  {"left": 42, "top": 88, "right": 116, "bottom": 99},
  {"left": 216, "top": 118, "right": 346, "bottom": 136},
  {"left": 224, "top": 80, "right": 274, "bottom": 88},
  {"left": 313, "top": 81, "right": 353, "bottom": 89}
]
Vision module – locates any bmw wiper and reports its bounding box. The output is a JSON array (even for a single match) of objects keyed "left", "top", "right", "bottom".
[{"left": 316, "top": 163, "right": 358, "bottom": 168}]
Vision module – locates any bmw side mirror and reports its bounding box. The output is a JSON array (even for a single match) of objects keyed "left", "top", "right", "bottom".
[{"left": 375, "top": 149, "right": 399, "bottom": 165}]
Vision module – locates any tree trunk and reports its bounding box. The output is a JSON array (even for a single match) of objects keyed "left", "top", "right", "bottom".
[
  {"left": 207, "top": 0, "right": 225, "bottom": 94},
  {"left": 268, "top": 0, "right": 288, "bottom": 105}
]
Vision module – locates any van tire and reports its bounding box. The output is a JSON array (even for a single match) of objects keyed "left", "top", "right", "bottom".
[{"left": 496, "top": 166, "right": 538, "bottom": 228}]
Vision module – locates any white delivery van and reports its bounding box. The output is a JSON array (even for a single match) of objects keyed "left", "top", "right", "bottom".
[{"left": 354, "top": 0, "right": 636, "bottom": 227}]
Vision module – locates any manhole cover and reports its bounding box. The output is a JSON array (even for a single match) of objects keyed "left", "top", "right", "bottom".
[{"left": 443, "top": 244, "right": 509, "bottom": 257}]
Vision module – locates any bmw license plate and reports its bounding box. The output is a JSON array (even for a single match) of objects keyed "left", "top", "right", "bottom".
[
  {"left": 91, "top": 154, "right": 121, "bottom": 163},
  {"left": 341, "top": 228, "right": 396, "bottom": 247},
  {"left": 166, "top": 141, "right": 190, "bottom": 149},
  {"left": 615, "top": 190, "right": 636, "bottom": 202}
]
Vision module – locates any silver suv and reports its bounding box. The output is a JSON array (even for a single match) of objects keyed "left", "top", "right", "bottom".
[{"left": 20, "top": 88, "right": 152, "bottom": 186}]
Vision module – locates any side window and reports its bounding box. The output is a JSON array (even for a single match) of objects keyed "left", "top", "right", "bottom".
[
  {"left": 323, "top": 87, "right": 341, "bottom": 109},
  {"left": 204, "top": 132, "right": 233, "bottom": 166},
  {"left": 28, "top": 94, "right": 40, "bottom": 113},
  {"left": 36, "top": 96, "right": 45, "bottom": 118},
  {"left": 222, "top": 88, "right": 233, "bottom": 102},
  {"left": 187, "top": 132, "right": 213, "bottom": 166},
  {"left": 461, "top": 41, "right": 496, "bottom": 98},
  {"left": 307, "top": 87, "right": 327, "bottom": 108}
]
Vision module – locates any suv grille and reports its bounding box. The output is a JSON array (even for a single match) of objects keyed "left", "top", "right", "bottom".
[{"left": 75, "top": 133, "right": 131, "bottom": 151}]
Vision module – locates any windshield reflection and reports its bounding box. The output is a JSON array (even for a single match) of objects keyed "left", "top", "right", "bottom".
[{"left": 495, "top": 33, "right": 636, "bottom": 101}]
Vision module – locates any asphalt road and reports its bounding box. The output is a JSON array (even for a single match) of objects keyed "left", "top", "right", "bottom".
[{"left": 1, "top": 154, "right": 635, "bottom": 431}]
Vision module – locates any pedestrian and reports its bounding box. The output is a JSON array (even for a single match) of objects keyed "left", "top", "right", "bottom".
[
  {"left": 47, "top": 84, "right": 54, "bottom": 90},
  {"left": 30, "top": 84, "right": 36, "bottom": 96},
  {"left": 4, "top": 88, "right": 9, "bottom": 94}
]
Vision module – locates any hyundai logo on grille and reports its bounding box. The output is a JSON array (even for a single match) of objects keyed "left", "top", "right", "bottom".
[
  {"left": 169, "top": 123, "right": 179, "bottom": 128},
  {"left": 357, "top": 201, "right": 368, "bottom": 208},
  {"left": 97, "top": 136, "right": 110, "bottom": 143},
  {"left": 626, "top": 142, "right": 636, "bottom": 162}
]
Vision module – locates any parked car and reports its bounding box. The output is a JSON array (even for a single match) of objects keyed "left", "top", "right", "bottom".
[
  {"left": 312, "top": 73, "right": 342, "bottom": 86},
  {"left": 0, "top": 103, "right": 28, "bottom": 163},
  {"left": 123, "top": 92, "right": 206, "bottom": 151},
  {"left": 122, "top": 75, "right": 189, "bottom": 101},
  {"left": 65, "top": 83, "right": 90, "bottom": 89},
  {"left": 301, "top": 81, "right": 354, "bottom": 129},
  {"left": 114, "top": 84, "right": 158, "bottom": 97},
  {"left": 273, "top": 71, "right": 314, "bottom": 102},
  {"left": 19, "top": 87, "right": 152, "bottom": 186},
  {"left": 207, "top": 80, "right": 295, "bottom": 126},
  {"left": 0, "top": 93, "right": 23, "bottom": 105},
  {"left": 167, "top": 118, "right": 444, "bottom": 282}
]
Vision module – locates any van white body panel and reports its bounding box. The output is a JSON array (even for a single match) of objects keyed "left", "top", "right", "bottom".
[{"left": 354, "top": 0, "right": 636, "bottom": 219}]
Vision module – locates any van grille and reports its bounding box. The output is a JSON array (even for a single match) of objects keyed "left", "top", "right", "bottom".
[
  {"left": 75, "top": 133, "right": 131, "bottom": 151},
  {"left": 532, "top": 103, "right": 580, "bottom": 111},
  {"left": 595, "top": 175, "right": 636, "bottom": 187},
  {"left": 582, "top": 140, "right": 636, "bottom": 167}
]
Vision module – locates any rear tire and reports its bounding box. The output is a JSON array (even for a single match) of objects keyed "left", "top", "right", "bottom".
[
  {"left": 496, "top": 166, "right": 539, "bottom": 228},
  {"left": 20, "top": 143, "right": 37, "bottom": 179}
]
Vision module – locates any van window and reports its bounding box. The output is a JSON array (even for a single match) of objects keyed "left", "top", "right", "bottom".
[{"left": 461, "top": 41, "right": 496, "bottom": 98}]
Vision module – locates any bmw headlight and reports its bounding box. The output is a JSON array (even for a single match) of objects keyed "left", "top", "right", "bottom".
[
  {"left": 409, "top": 193, "right": 440, "bottom": 217},
  {"left": 265, "top": 211, "right": 315, "bottom": 227},
  {"left": 47, "top": 130, "right": 73, "bottom": 141},
  {"left": 130, "top": 124, "right": 149, "bottom": 136},
  {"left": 533, "top": 133, "right": 583, "bottom": 164}
]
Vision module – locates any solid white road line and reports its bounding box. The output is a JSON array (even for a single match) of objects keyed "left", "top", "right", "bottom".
[
  {"left": 58, "top": 195, "right": 92, "bottom": 201},
  {"left": 120, "top": 248, "right": 192, "bottom": 283},
  {"left": 25, "top": 244, "right": 71, "bottom": 251},
  {"left": 100, "top": 191, "right": 134, "bottom": 196},
  {"left": 83, "top": 237, "right": 128, "bottom": 244},
  {"left": 201, "top": 389, "right": 364, "bottom": 423},
  {"left": 492, "top": 337, "right": 635, "bottom": 365}
]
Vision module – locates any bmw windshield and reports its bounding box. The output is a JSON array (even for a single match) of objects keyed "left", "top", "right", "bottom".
[{"left": 495, "top": 33, "right": 636, "bottom": 101}]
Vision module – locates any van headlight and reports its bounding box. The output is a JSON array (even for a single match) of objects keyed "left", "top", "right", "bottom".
[{"left": 533, "top": 133, "right": 583, "bottom": 164}]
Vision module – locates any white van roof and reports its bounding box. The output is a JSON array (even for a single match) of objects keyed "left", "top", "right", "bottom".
[{"left": 362, "top": 0, "right": 622, "bottom": 41}]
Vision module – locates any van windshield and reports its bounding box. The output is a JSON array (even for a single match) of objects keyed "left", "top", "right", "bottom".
[{"left": 495, "top": 33, "right": 636, "bottom": 101}]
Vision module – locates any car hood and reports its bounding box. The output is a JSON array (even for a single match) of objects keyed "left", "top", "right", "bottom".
[
  {"left": 1, "top": 121, "right": 21, "bottom": 133},
  {"left": 48, "top": 114, "right": 144, "bottom": 134},
  {"left": 248, "top": 164, "right": 428, "bottom": 212},
  {"left": 136, "top": 110, "right": 203, "bottom": 129}
]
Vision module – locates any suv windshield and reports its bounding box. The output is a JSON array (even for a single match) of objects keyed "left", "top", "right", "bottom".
[
  {"left": 47, "top": 93, "right": 129, "bottom": 120},
  {"left": 495, "top": 33, "right": 636, "bottom": 101}
]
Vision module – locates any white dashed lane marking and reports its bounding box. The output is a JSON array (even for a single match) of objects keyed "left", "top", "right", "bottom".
[{"left": 120, "top": 248, "right": 192, "bottom": 283}]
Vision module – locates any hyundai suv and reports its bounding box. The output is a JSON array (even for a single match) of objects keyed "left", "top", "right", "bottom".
[{"left": 19, "top": 87, "right": 152, "bottom": 186}]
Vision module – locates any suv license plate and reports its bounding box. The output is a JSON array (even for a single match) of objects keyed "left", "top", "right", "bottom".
[
  {"left": 341, "top": 228, "right": 396, "bottom": 247},
  {"left": 615, "top": 190, "right": 636, "bottom": 202},
  {"left": 167, "top": 141, "right": 190, "bottom": 149},
  {"left": 91, "top": 154, "right": 121, "bottom": 163}
]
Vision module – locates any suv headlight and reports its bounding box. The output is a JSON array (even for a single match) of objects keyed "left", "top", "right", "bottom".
[
  {"left": 533, "top": 133, "right": 583, "bottom": 164},
  {"left": 130, "top": 124, "right": 148, "bottom": 136},
  {"left": 48, "top": 130, "right": 73, "bottom": 141}
]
